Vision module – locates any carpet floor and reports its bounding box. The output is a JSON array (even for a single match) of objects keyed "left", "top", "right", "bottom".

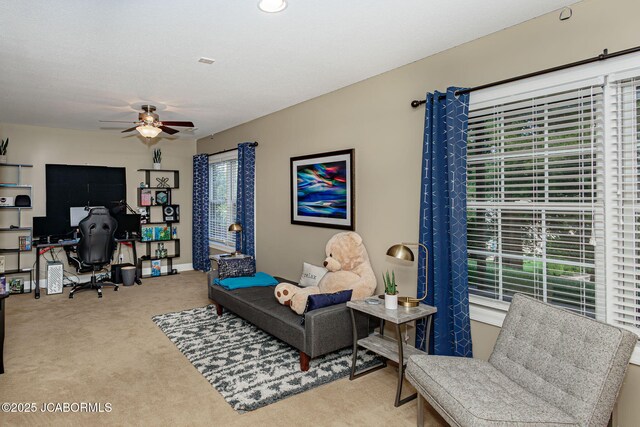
[
  {"left": 152, "top": 305, "right": 381, "bottom": 412},
  {"left": 0, "top": 270, "right": 446, "bottom": 426}
]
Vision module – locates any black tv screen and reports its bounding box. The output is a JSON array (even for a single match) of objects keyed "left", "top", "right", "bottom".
[{"left": 43, "top": 164, "right": 127, "bottom": 237}]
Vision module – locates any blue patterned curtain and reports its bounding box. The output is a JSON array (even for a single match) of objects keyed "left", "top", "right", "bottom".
[
  {"left": 236, "top": 142, "right": 256, "bottom": 257},
  {"left": 192, "top": 154, "right": 210, "bottom": 271},
  {"left": 416, "top": 87, "right": 473, "bottom": 358}
]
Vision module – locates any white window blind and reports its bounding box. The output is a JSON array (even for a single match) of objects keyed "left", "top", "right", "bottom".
[
  {"left": 209, "top": 153, "right": 237, "bottom": 249},
  {"left": 609, "top": 76, "right": 640, "bottom": 332},
  {"left": 467, "top": 85, "right": 605, "bottom": 317}
]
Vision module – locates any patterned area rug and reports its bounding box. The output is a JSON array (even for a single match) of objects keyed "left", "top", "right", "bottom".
[{"left": 152, "top": 305, "right": 381, "bottom": 412}]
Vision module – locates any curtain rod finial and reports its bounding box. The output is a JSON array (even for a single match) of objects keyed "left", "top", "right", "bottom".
[{"left": 411, "top": 100, "right": 425, "bottom": 108}]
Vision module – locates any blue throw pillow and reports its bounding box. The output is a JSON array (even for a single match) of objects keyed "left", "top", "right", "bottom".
[{"left": 302, "top": 290, "right": 353, "bottom": 324}]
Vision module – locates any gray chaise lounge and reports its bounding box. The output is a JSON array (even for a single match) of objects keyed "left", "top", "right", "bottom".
[
  {"left": 406, "top": 293, "right": 638, "bottom": 427},
  {"left": 208, "top": 276, "right": 371, "bottom": 371}
]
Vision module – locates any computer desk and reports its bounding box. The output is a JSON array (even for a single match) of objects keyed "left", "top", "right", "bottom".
[{"left": 34, "top": 238, "right": 139, "bottom": 299}]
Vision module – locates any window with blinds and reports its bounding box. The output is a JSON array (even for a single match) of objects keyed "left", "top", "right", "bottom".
[
  {"left": 467, "top": 85, "right": 604, "bottom": 317},
  {"left": 609, "top": 76, "right": 640, "bottom": 332},
  {"left": 209, "top": 154, "right": 238, "bottom": 249}
]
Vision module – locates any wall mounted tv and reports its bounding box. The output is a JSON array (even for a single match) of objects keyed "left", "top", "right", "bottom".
[{"left": 43, "top": 164, "right": 127, "bottom": 237}]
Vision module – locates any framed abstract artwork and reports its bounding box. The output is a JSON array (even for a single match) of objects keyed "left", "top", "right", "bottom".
[{"left": 290, "top": 149, "right": 354, "bottom": 230}]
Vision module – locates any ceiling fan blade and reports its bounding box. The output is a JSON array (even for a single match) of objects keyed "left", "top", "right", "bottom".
[
  {"left": 121, "top": 126, "right": 138, "bottom": 133},
  {"left": 161, "top": 121, "right": 194, "bottom": 127},
  {"left": 100, "top": 120, "right": 138, "bottom": 123},
  {"left": 160, "top": 126, "right": 179, "bottom": 135}
]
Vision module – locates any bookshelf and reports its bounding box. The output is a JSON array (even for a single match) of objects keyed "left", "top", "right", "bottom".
[
  {"left": 136, "top": 169, "right": 180, "bottom": 279},
  {"left": 0, "top": 163, "right": 33, "bottom": 293}
]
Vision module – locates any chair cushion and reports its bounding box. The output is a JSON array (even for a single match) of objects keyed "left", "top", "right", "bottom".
[
  {"left": 489, "top": 294, "right": 638, "bottom": 426},
  {"left": 406, "top": 355, "right": 579, "bottom": 427}
]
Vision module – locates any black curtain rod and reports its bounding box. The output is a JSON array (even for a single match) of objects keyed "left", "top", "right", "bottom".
[
  {"left": 410, "top": 45, "right": 640, "bottom": 108},
  {"left": 207, "top": 141, "right": 259, "bottom": 157}
]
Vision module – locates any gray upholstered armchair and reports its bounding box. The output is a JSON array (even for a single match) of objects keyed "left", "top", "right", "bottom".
[{"left": 406, "top": 294, "right": 638, "bottom": 427}]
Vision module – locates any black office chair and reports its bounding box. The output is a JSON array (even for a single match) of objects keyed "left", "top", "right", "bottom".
[{"left": 69, "top": 208, "right": 119, "bottom": 298}]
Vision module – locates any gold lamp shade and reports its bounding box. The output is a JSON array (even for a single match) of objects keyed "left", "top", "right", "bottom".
[
  {"left": 385, "top": 242, "right": 428, "bottom": 308},
  {"left": 386, "top": 244, "right": 415, "bottom": 262},
  {"left": 228, "top": 223, "right": 243, "bottom": 232}
]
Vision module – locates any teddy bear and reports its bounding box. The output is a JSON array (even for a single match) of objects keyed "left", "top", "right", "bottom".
[
  {"left": 274, "top": 282, "right": 313, "bottom": 315},
  {"left": 274, "top": 231, "right": 377, "bottom": 315},
  {"left": 317, "top": 231, "right": 377, "bottom": 299}
]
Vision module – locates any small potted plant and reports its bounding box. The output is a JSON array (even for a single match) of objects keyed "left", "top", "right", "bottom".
[
  {"left": 0, "top": 138, "right": 8, "bottom": 164},
  {"left": 383, "top": 270, "right": 398, "bottom": 310},
  {"left": 152, "top": 148, "right": 161, "bottom": 169}
]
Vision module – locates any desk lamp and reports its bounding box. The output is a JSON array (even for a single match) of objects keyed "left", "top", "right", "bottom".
[
  {"left": 386, "top": 242, "right": 428, "bottom": 307},
  {"left": 228, "top": 223, "right": 243, "bottom": 256}
]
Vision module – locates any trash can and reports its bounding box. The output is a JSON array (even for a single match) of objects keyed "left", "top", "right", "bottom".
[{"left": 121, "top": 266, "right": 136, "bottom": 286}]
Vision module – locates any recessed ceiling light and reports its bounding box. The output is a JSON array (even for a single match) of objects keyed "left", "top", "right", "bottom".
[
  {"left": 198, "top": 57, "right": 215, "bottom": 64},
  {"left": 258, "top": 0, "right": 287, "bottom": 13}
]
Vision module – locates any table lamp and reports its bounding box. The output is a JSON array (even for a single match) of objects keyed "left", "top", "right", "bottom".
[
  {"left": 386, "top": 242, "right": 428, "bottom": 307},
  {"left": 228, "top": 223, "right": 243, "bottom": 255}
]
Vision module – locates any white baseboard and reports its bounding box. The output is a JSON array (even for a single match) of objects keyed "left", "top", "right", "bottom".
[
  {"left": 140, "top": 262, "right": 193, "bottom": 277},
  {"left": 34, "top": 263, "right": 193, "bottom": 290}
]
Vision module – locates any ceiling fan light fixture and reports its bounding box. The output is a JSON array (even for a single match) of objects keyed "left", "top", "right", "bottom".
[
  {"left": 258, "top": 0, "right": 287, "bottom": 13},
  {"left": 136, "top": 124, "right": 162, "bottom": 139}
]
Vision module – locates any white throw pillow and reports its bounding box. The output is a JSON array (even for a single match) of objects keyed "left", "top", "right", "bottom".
[{"left": 299, "top": 262, "right": 328, "bottom": 287}]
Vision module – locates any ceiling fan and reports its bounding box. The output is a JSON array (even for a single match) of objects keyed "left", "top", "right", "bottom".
[{"left": 100, "top": 105, "right": 195, "bottom": 138}]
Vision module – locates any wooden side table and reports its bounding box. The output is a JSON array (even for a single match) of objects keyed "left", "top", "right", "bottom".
[
  {"left": 347, "top": 299, "right": 437, "bottom": 407},
  {"left": 0, "top": 292, "right": 8, "bottom": 374}
]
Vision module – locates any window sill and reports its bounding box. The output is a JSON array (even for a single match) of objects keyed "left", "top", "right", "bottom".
[
  {"left": 209, "top": 243, "right": 235, "bottom": 253},
  {"left": 469, "top": 300, "right": 640, "bottom": 366}
]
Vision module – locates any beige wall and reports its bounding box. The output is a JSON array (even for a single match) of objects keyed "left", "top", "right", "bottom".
[
  {"left": 0, "top": 123, "right": 195, "bottom": 285},
  {"left": 197, "top": 0, "right": 640, "bottom": 424}
]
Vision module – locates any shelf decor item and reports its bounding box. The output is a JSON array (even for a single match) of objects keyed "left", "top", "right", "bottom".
[
  {"left": 155, "top": 190, "right": 169, "bottom": 205},
  {"left": 19, "top": 235, "right": 31, "bottom": 251},
  {"left": 163, "top": 205, "right": 179, "bottom": 223},
  {"left": 155, "top": 176, "right": 170, "bottom": 188},
  {"left": 151, "top": 260, "right": 161, "bottom": 276},
  {"left": 139, "top": 207, "right": 149, "bottom": 224},
  {"left": 383, "top": 270, "right": 398, "bottom": 310},
  {"left": 141, "top": 227, "right": 154, "bottom": 242},
  {"left": 290, "top": 149, "right": 354, "bottom": 230},
  {"left": 152, "top": 148, "right": 162, "bottom": 170},
  {"left": 9, "top": 277, "right": 23, "bottom": 294},
  {"left": 0, "top": 138, "right": 8, "bottom": 164},
  {"left": 140, "top": 189, "right": 152, "bottom": 206}
]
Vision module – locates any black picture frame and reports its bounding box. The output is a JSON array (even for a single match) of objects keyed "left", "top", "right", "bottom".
[
  {"left": 162, "top": 205, "right": 180, "bottom": 223},
  {"left": 290, "top": 148, "right": 355, "bottom": 231},
  {"left": 155, "top": 190, "right": 170, "bottom": 206}
]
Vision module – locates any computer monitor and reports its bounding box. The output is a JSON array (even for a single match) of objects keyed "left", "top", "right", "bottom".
[
  {"left": 32, "top": 216, "right": 50, "bottom": 239},
  {"left": 69, "top": 206, "right": 103, "bottom": 227},
  {"left": 113, "top": 214, "right": 141, "bottom": 239}
]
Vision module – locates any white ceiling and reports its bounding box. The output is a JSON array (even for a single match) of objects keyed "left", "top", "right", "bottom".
[{"left": 0, "top": 0, "right": 576, "bottom": 140}]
